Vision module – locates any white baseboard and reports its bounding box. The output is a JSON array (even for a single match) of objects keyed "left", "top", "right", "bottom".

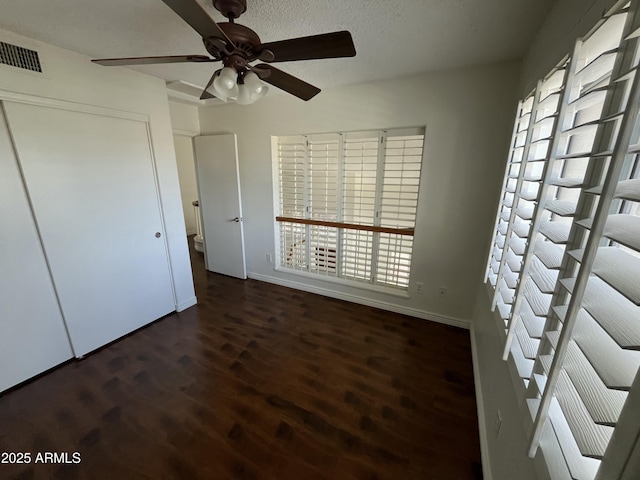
[
  {"left": 247, "top": 272, "right": 470, "bottom": 329},
  {"left": 176, "top": 296, "right": 197, "bottom": 312},
  {"left": 470, "top": 323, "right": 492, "bottom": 480}
]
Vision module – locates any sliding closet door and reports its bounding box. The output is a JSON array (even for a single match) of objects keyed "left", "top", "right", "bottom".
[
  {"left": 0, "top": 104, "right": 73, "bottom": 391},
  {"left": 4, "top": 101, "right": 175, "bottom": 357}
]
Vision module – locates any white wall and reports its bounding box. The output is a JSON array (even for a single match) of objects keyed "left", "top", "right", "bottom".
[
  {"left": 198, "top": 61, "right": 520, "bottom": 325},
  {"left": 169, "top": 101, "right": 200, "bottom": 135},
  {"left": 0, "top": 28, "right": 196, "bottom": 311}
]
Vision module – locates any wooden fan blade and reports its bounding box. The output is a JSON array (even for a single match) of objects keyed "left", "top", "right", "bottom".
[
  {"left": 161, "top": 0, "right": 233, "bottom": 47},
  {"left": 255, "top": 64, "right": 320, "bottom": 101},
  {"left": 259, "top": 31, "right": 356, "bottom": 63},
  {"left": 92, "top": 55, "right": 214, "bottom": 66},
  {"left": 200, "top": 69, "right": 221, "bottom": 100}
]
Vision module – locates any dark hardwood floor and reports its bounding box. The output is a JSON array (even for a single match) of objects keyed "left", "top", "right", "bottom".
[{"left": 0, "top": 237, "right": 482, "bottom": 479}]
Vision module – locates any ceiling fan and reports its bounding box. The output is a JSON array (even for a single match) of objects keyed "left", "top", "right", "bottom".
[{"left": 92, "top": 0, "right": 356, "bottom": 103}]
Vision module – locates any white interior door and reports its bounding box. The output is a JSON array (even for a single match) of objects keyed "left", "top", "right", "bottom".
[
  {"left": 194, "top": 134, "right": 247, "bottom": 279},
  {"left": 4, "top": 101, "right": 176, "bottom": 357},
  {"left": 0, "top": 104, "right": 73, "bottom": 392}
]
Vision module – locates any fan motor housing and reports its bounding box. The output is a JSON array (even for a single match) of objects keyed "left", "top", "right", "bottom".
[{"left": 204, "top": 22, "right": 261, "bottom": 60}]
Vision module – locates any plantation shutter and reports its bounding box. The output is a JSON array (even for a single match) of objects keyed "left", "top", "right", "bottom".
[
  {"left": 506, "top": 61, "right": 570, "bottom": 380},
  {"left": 308, "top": 133, "right": 340, "bottom": 221},
  {"left": 278, "top": 135, "right": 307, "bottom": 270},
  {"left": 376, "top": 128, "right": 424, "bottom": 288},
  {"left": 276, "top": 127, "right": 424, "bottom": 289},
  {"left": 308, "top": 133, "right": 340, "bottom": 274},
  {"left": 485, "top": 92, "right": 536, "bottom": 323},
  {"left": 278, "top": 135, "right": 307, "bottom": 219},
  {"left": 341, "top": 131, "right": 379, "bottom": 281},
  {"left": 484, "top": 2, "right": 640, "bottom": 478}
]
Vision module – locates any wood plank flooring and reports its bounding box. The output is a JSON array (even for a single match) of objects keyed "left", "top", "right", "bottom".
[{"left": 0, "top": 237, "right": 482, "bottom": 479}]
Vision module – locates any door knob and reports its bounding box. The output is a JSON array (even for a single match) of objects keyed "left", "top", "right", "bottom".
[
  {"left": 155, "top": 232, "right": 161, "bottom": 238},
  {"left": 233, "top": 217, "right": 240, "bottom": 223}
]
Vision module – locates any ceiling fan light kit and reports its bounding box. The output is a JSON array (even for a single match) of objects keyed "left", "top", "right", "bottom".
[
  {"left": 238, "top": 71, "right": 268, "bottom": 104},
  {"left": 91, "top": 0, "right": 356, "bottom": 104},
  {"left": 208, "top": 67, "right": 267, "bottom": 105},
  {"left": 211, "top": 66, "right": 239, "bottom": 102}
]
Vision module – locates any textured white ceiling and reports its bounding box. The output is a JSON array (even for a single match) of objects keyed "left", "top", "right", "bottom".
[{"left": 0, "top": 0, "right": 556, "bottom": 95}]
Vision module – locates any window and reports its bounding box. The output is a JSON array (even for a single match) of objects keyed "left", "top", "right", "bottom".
[
  {"left": 485, "top": 1, "right": 640, "bottom": 478},
  {"left": 275, "top": 127, "right": 424, "bottom": 290}
]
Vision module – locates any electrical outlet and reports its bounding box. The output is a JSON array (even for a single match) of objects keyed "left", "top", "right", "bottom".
[
  {"left": 415, "top": 282, "right": 424, "bottom": 293},
  {"left": 494, "top": 409, "right": 502, "bottom": 437},
  {"left": 266, "top": 253, "right": 272, "bottom": 263},
  {"left": 439, "top": 286, "right": 448, "bottom": 297}
]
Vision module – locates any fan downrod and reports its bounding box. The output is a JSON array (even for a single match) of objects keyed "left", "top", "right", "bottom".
[{"left": 213, "top": 0, "right": 247, "bottom": 20}]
